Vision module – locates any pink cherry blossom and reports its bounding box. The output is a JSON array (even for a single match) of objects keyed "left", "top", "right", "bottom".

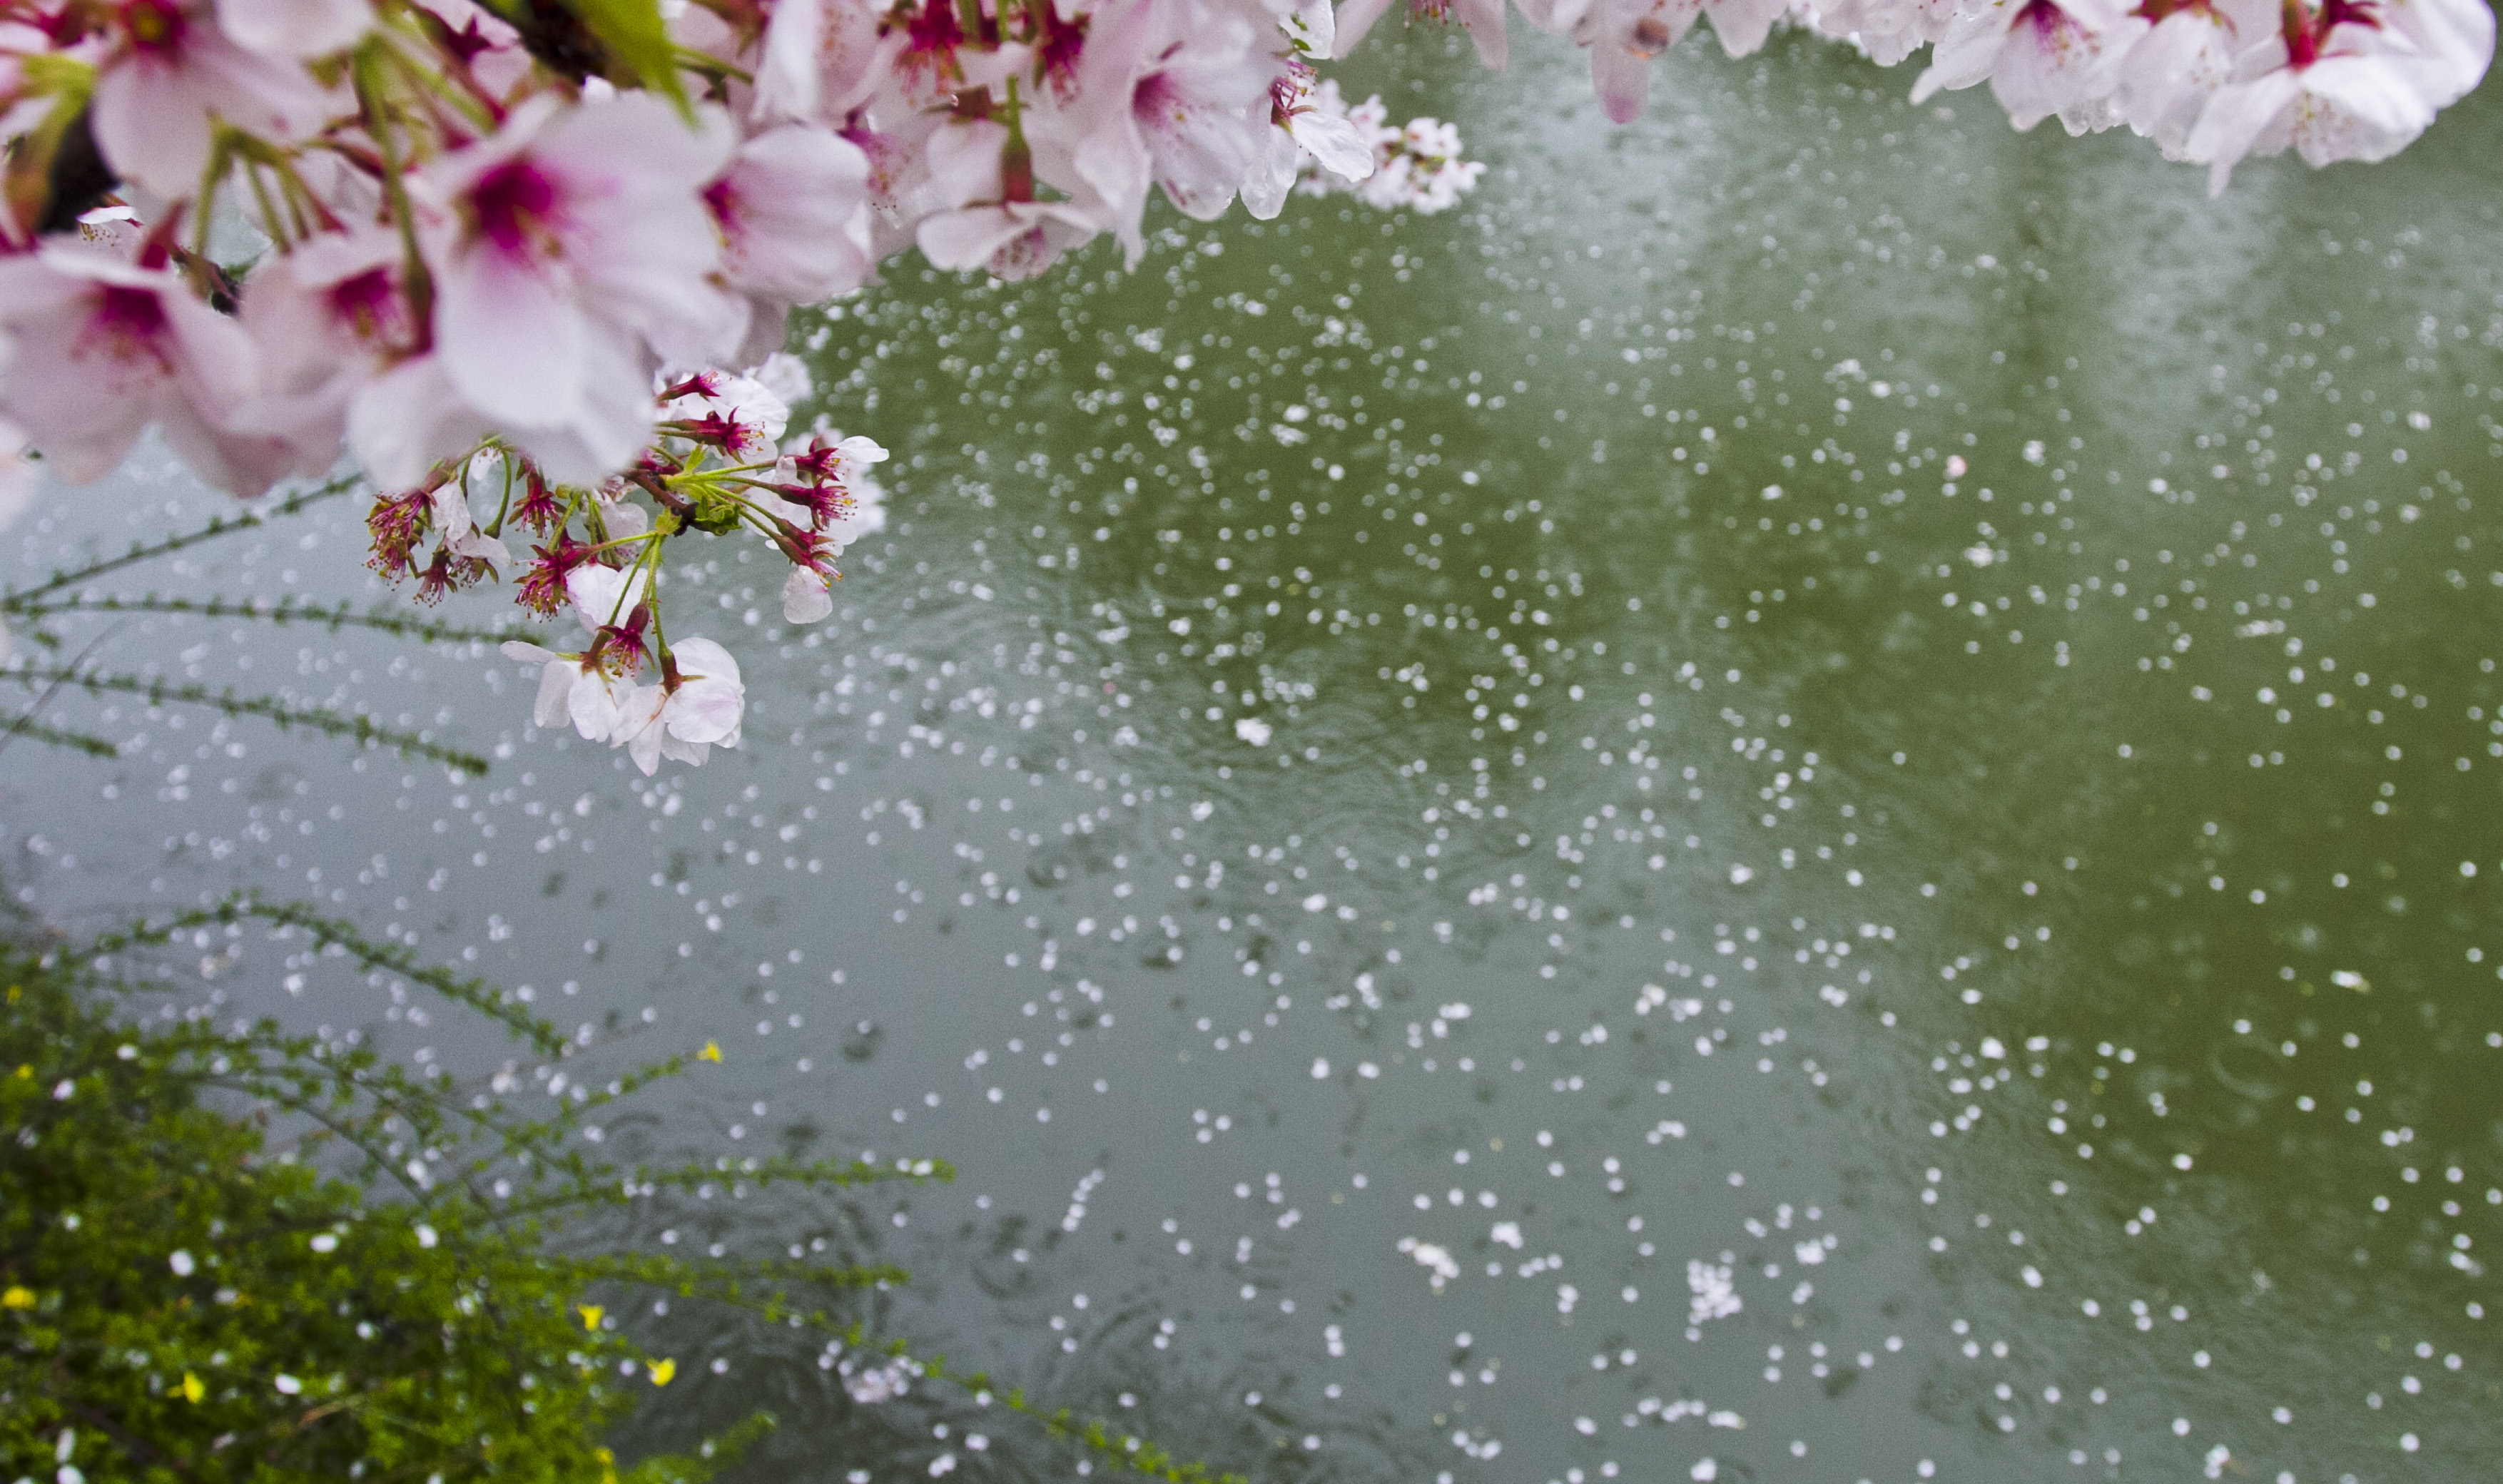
[
  {"left": 233, "top": 228, "right": 418, "bottom": 464},
  {"left": 567, "top": 665, "right": 636, "bottom": 741},
  {"left": 1802, "top": 0, "right": 1956, "bottom": 65},
  {"left": 496, "top": 638, "right": 639, "bottom": 741},
  {"left": 1127, "top": 28, "right": 1276, "bottom": 220},
  {"left": 660, "top": 372, "right": 788, "bottom": 461},
  {"left": 343, "top": 354, "right": 494, "bottom": 492},
  {"left": 1243, "top": 61, "right": 1375, "bottom": 218},
  {"left": 1560, "top": 0, "right": 1719, "bottom": 125},
  {"left": 918, "top": 197, "right": 1107, "bottom": 281},
  {"left": 1334, "top": 0, "right": 1513, "bottom": 67},
  {"left": 2115, "top": 0, "right": 2275, "bottom": 155},
  {"left": 706, "top": 124, "right": 876, "bottom": 364},
  {"left": 88, "top": 0, "right": 344, "bottom": 198},
  {"left": 911, "top": 116, "right": 1107, "bottom": 280},
  {"left": 606, "top": 681, "right": 676, "bottom": 772},
  {"left": 2379, "top": 0, "right": 2496, "bottom": 106},
  {"left": 412, "top": 92, "right": 746, "bottom": 484},
  {"left": 500, "top": 639, "right": 593, "bottom": 729},
  {"left": 1058, "top": 0, "right": 1276, "bottom": 253},
  {"left": 661, "top": 638, "right": 745, "bottom": 747},
  {"left": 0, "top": 245, "right": 299, "bottom": 494},
  {"left": 430, "top": 476, "right": 512, "bottom": 567}
]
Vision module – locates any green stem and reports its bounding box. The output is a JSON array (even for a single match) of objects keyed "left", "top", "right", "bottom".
[
  {"left": 1, "top": 663, "right": 489, "bottom": 775},
  {"left": 6, "top": 594, "right": 512, "bottom": 644},
  {"left": 352, "top": 41, "right": 437, "bottom": 354},
  {"left": 0, "top": 475, "right": 360, "bottom": 609}
]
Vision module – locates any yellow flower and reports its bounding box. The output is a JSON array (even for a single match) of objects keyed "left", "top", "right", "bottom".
[
  {"left": 180, "top": 1371, "right": 205, "bottom": 1403},
  {"left": 578, "top": 1303, "right": 604, "bottom": 1333},
  {"left": 697, "top": 1041, "right": 721, "bottom": 1063},
  {"left": 647, "top": 1358, "right": 676, "bottom": 1386},
  {"left": 595, "top": 1447, "right": 619, "bottom": 1484},
  {"left": 1, "top": 1286, "right": 33, "bottom": 1309}
]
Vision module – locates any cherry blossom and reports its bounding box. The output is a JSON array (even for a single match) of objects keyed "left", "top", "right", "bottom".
[
  {"left": 566, "top": 564, "right": 651, "bottom": 639},
  {"left": 430, "top": 477, "right": 513, "bottom": 569},
  {"left": 706, "top": 125, "right": 878, "bottom": 362},
  {"left": 601, "top": 635, "right": 744, "bottom": 772},
  {"left": 659, "top": 372, "right": 790, "bottom": 462},
  {"left": 1911, "top": 0, "right": 2151, "bottom": 132},
  {"left": 2115, "top": 0, "right": 2275, "bottom": 154},
  {"left": 234, "top": 228, "right": 419, "bottom": 469},
  {"left": 500, "top": 640, "right": 607, "bottom": 734},
  {"left": 1804, "top": 0, "right": 1957, "bottom": 65},
  {"left": 0, "top": 246, "right": 295, "bottom": 493},
  {"left": 87, "top": 0, "right": 343, "bottom": 198},
  {"left": 1244, "top": 60, "right": 1376, "bottom": 216},
  {"left": 413, "top": 93, "right": 745, "bottom": 483},
  {"left": 2185, "top": 0, "right": 2492, "bottom": 190}
]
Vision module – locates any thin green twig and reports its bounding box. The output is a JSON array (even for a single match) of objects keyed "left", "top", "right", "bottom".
[
  {"left": 0, "top": 619, "right": 127, "bottom": 762},
  {"left": 0, "top": 474, "right": 362, "bottom": 609},
  {"left": 1, "top": 662, "right": 487, "bottom": 774},
  {"left": 87, "top": 895, "right": 565, "bottom": 1054},
  {"left": 7, "top": 593, "right": 514, "bottom": 646},
  {"left": 0, "top": 716, "right": 116, "bottom": 757}
]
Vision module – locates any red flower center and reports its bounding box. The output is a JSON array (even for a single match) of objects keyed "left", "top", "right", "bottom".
[
  {"left": 326, "top": 267, "right": 411, "bottom": 346},
  {"left": 119, "top": 0, "right": 186, "bottom": 54},
  {"left": 88, "top": 285, "right": 174, "bottom": 375},
  {"left": 467, "top": 159, "right": 565, "bottom": 259}
]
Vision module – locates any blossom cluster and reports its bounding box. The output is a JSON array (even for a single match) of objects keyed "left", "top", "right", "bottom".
[
  {"left": 0, "top": 0, "right": 1480, "bottom": 768},
  {"left": 1511, "top": 0, "right": 2493, "bottom": 189},
  {"left": 0, "top": 0, "right": 2482, "bottom": 768},
  {"left": 1299, "top": 81, "right": 1486, "bottom": 213}
]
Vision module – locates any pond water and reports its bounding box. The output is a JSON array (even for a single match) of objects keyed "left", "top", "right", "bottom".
[{"left": 8, "top": 26, "right": 2502, "bottom": 1484}]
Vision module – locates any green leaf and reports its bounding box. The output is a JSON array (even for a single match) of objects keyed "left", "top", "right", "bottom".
[{"left": 569, "top": 0, "right": 689, "bottom": 112}]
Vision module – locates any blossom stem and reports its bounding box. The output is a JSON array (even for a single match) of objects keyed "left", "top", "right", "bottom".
[
  {"left": 351, "top": 39, "right": 437, "bottom": 350},
  {"left": 372, "top": 15, "right": 502, "bottom": 136}
]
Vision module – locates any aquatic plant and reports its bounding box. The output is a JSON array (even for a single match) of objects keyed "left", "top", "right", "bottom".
[{"left": 2, "top": 895, "right": 1243, "bottom": 1483}]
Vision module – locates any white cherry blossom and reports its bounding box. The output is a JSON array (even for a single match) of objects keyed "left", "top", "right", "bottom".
[
  {"left": 2183, "top": 1, "right": 2487, "bottom": 192},
  {"left": 1910, "top": 0, "right": 2150, "bottom": 133}
]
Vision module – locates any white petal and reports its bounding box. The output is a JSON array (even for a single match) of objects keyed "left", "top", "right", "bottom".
[
  {"left": 566, "top": 564, "right": 647, "bottom": 631},
  {"left": 568, "top": 672, "right": 626, "bottom": 741},
  {"left": 216, "top": 0, "right": 371, "bottom": 58},
  {"left": 783, "top": 568, "right": 834, "bottom": 624},
  {"left": 453, "top": 531, "right": 513, "bottom": 566},
  {"left": 1289, "top": 113, "right": 1377, "bottom": 181},
  {"left": 531, "top": 660, "right": 577, "bottom": 730}
]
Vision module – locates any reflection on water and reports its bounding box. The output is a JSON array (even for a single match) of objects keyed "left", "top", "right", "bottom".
[{"left": 8, "top": 27, "right": 2499, "bottom": 1484}]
